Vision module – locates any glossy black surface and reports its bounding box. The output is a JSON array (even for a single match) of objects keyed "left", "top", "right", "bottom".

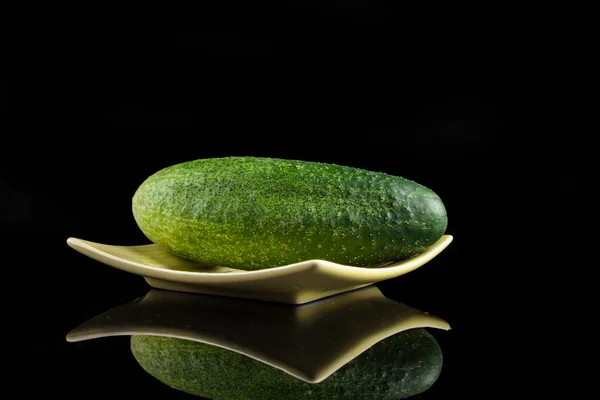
[
  {"left": 5, "top": 3, "right": 566, "bottom": 398},
  {"left": 66, "top": 286, "right": 448, "bottom": 388}
]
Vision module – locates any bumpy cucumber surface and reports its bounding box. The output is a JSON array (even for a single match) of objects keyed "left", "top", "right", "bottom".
[{"left": 132, "top": 157, "right": 447, "bottom": 269}]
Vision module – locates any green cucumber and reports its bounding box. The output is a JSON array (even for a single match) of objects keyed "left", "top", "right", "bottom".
[
  {"left": 132, "top": 157, "right": 447, "bottom": 270},
  {"left": 131, "top": 328, "right": 443, "bottom": 400}
]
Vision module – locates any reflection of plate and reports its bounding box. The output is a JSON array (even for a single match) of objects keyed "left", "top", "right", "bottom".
[
  {"left": 67, "top": 234, "right": 452, "bottom": 304},
  {"left": 66, "top": 286, "right": 450, "bottom": 383}
]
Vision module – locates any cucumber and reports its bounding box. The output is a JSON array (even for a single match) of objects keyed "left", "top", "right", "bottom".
[
  {"left": 131, "top": 328, "right": 443, "bottom": 400},
  {"left": 132, "top": 157, "right": 447, "bottom": 270}
]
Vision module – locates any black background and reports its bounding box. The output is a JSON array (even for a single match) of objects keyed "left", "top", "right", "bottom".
[{"left": 3, "top": 2, "right": 580, "bottom": 398}]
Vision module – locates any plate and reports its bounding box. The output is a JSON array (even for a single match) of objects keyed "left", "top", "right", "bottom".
[
  {"left": 66, "top": 286, "right": 450, "bottom": 383},
  {"left": 67, "top": 234, "right": 453, "bottom": 304}
]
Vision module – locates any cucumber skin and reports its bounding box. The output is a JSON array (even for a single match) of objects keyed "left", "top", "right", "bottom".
[
  {"left": 131, "top": 328, "right": 443, "bottom": 400},
  {"left": 132, "top": 157, "right": 447, "bottom": 270}
]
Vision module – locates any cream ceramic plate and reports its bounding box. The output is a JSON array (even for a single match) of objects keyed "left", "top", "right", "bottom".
[
  {"left": 67, "top": 234, "right": 452, "bottom": 304},
  {"left": 66, "top": 286, "right": 450, "bottom": 383}
]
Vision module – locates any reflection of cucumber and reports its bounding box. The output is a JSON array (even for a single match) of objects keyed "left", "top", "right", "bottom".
[
  {"left": 132, "top": 157, "right": 447, "bottom": 270},
  {"left": 131, "top": 329, "right": 443, "bottom": 399}
]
